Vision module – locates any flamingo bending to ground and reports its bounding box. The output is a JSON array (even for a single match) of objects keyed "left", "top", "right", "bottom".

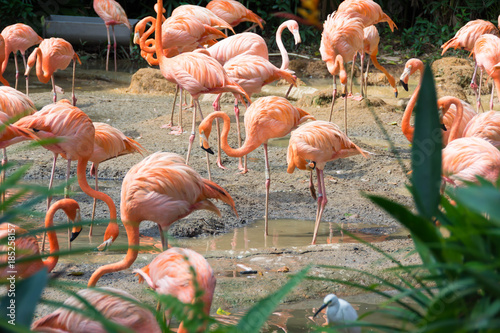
[
  {"left": 1, "top": 23, "right": 42, "bottom": 90},
  {"left": 93, "top": 0, "right": 131, "bottom": 72},
  {"left": 207, "top": 0, "right": 264, "bottom": 31},
  {"left": 286, "top": 120, "right": 370, "bottom": 244},
  {"left": 153, "top": 0, "right": 250, "bottom": 173},
  {"left": 472, "top": 34, "right": 500, "bottom": 112},
  {"left": 0, "top": 199, "right": 80, "bottom": 280},
  {"left": 442, "top": 137, "right": 500, "bottom": 186},
  {"left": 361, "top": 25, "right": 398, "bottom": 97},
  {"left": 399, "top": 58, "right": 476, "bottom": 143},
  {"left": 25, "top": 38, "right": 81, "bottom": 106},
  {"left": 89, "top": 152, "right": 237, "bottom": 286},
  {"left": 14, "top": 100, "right": 117, "bottom": 245},
  {"left": 32, "top": 287, "right": 161, "bottom": 333},
  {"left": 135, "top": 247, "right": 216, "bottom": 333},
  {"left": 88, "top": 122, "right": 146, "bottom": 235},
  {"left": 199, "top": 96, "right": 315, "bottom": 235}
]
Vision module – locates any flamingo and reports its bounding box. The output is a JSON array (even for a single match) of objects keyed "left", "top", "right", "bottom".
[
  {"left": 88, "top": 122, "right": 146, "bottom": 235},
  {"left": 472, "top": 34, "right": 500, "bottom": 112},
  {"left": 361, "top": 25, "right": 398, "bottom": 97},
  {"left": 199, "top": 96, "right": 315, "bottom": 235},
  {"left": 286, "top": 120, "right": 370, "bottom": 244},
  {"left": 14, "top": 100, "right": 117, "bottom": 246},
  {"left": 25, "top": 38, "right": 81, "bottom": 106},
  {"left": 171, "top": 4, "right": 235, "bottom": 33},
  {"left": 439, "top": 96, "right": 500, "bottom": 148},
  {"left": 0, "top": 199, "right": 81, "bottom": 280},
  {"left": 31, "top": 287, "right": 161, "bottom": 333},
  {"left": 399, "top": 58, "right": 476, "bottom": 143},
  {"left": 320, "top": 13, "right": 364, "bottom": 133},
  {"left": 134, "top": 247, "right": 216, "bottom": 333},
  {"left": 152, "top": 0, "right": 250, "bottom": 172},
  {"left": 442, "top": 137, "right": 500, "bottom": 186},
  {"left": 88, "top": 152, "right": 237, "bottom": 286},
  {"left": 436, "top": 96, "right": 476, "bottom": 145},
  {"left": 441, "top": 18, "right": 499, "bottom": 99},
  {"left": 206, "top": 0, "right": 264, "bottom": 31},
  {"left": 0, "top": 36, "right": 10, "bottom": 86},
  {"left": 0, "top": 23, "right": 42, "bottom": 90},
  {"left": 93, "top": 0, "right": 131, "bottom": 72}
]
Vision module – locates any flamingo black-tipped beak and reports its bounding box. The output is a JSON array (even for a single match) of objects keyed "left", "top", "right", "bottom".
[
  {"left": 313, "top": 303, "right": 328, "bottom": 318},
  {"left": 441, "top": 123, "right": 447, "bottom": 131},
  {"left": 400, "top": 80, "right": 408, "bottom": 91},
  {"left": 202, "top": 146, "right": 214, "bottom": 155},
  {"left": 70, "top": 227, "right": 82, "bottom": 242},
  {"left": 395, "top": 91, "right": 398, "bottom": 98}
]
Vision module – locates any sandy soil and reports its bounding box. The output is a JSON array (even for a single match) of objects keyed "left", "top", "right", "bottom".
[{"left": 3, "top": 56, "right": 483, "bottom": 320}]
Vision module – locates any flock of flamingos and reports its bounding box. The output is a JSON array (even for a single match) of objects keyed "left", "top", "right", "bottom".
[{"left": 0, "top": 0, "right": 499, "bottom": 331}]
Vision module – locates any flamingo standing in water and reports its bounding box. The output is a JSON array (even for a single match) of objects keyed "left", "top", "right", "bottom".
[
  {"left": 88, "top": 152, "right": 237, "bottom": 286},
  {"left": 199, "top": 96, "right": 315, "bottom": 235},
  {"left": 152, "top": 0, "right": 250, "bottom": 173},
  {"left": 32, "top": 287, "right": 161, "bottom": 333},
  {"left": 361, "top": 25, "right": 398, "bottom": 98},
  {"left": 399, "top": 58, "right": 476, "bottom": 143},
  {"left": 25, "top": 38, "right": 81, "bottom": 105},
  {"left": 1, "top": 23, "right": 42, "bottom": 90},
  {"left": 471, "top": 34, "right": 500, "bottom": 112},
  {"left": 206, "top": 0, "right": 264, "bottom": 31},
  {"left": 14, "top": 100, "right": 117, "bottom": 246},
  {"left": 134, "top": 247, "right": 216, "bottom": 333},
  {"left": 88, "top": 122, "right": 146, "bottom": 235},
  {"left": 0, "top": 199, "right": 81, "bottom": 280},
  {"left": 93, "top": 0, "right": 131, "bottom": 72},
  {"left": 286, "top": 120, "right": 370, "bottom": 244}
]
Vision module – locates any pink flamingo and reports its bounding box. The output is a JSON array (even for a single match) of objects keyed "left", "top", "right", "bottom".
[
  {"left": 463, "top": 110, "right": 500, "bottom": 148},
  {"left": 93, "top": 0, "right": 131, "bottom": 72},
  {"left": 442, "top": 137, "right": 500, "bottom": 186},
  {"left": 0, "top": 199, "right": 81, "bottom": 280},
  {"left": 14, "top": 100, "right": 117, "bottom": 246},
  {"left": 471, "top": 34, "right": 500, "bottom": 112},
  {"left": 88, "top": 122, "right": 146, "bottom": 235},
  {"left": 152, "top": 0, "right": 250, "bottom": 174},
  {"left": 134, "top": 247, "right": 216, "bottom": 333},
  {"left": 399, "top": 59, "right": 476, "bottom": 143},
  {"left": 199, "top": 96, "right": 315, "bottom": 235},
  {"left": 287, "top": 120, "right": 370, "bottom": 244},
  {"left": 206, "top": 0, "right": 264, "bottom": 31},
  {"left": 89, "top": 152, "right": 237, "bottom": 286},
  {"left": 1, "top": 23, "right": 42, "bottom": 90},
  {"left": 32, "top": 287, "right": 161, "bottom": 333},
  {"left": 361, "top": 25, "right": 398, "bottom": 97},
  {"left": 25, "top": 38, "right": 81, "bottom": 105},
  {"left": 171, "top": 4, "right": 235, "bottom": 33}
]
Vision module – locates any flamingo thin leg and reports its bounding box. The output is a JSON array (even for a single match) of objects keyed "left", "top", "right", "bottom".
[
  {"left": 234, "top": 99, "right": 244, "bottom": 171},
  {"left": 105, "top": 25, "right": 111, "bottom": 71},
  {"left": 312, "top": 169, "right": 327, "bottom": 245},
  {"left": 263, "top": 143, "right": 270, "bottom": 236},
  {"left": 112, "top": 25, "right": 117, "bottom": 72},
  {"left": 51, "top": 76, "right": 57, "bottom": 103},
  {"left": 43, "top": 153, "right": 59, "bottom": 252},
  {"left": 72, "top": 59, "right": 77, "bottom": 106},
  {"left": 14, "top": 53, "right": 19, "bottom": 90},
  {"left": 328, "top": 76, "right": 337, "bottom": 122},
  {"left": 90, "top": 165, "right": 99, "bottom": 236}
]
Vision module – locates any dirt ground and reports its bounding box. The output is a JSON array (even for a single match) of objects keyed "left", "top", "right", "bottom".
[{"left": 3, "top": 56, "right": 483, "bottom": 321}]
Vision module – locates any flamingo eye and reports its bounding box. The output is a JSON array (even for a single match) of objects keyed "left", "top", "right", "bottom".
[{"left": 32, "top": 128, "right": 40, "bottom": 132}]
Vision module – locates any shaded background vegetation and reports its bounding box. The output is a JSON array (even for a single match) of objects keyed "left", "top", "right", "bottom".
[{"left": 1, "top": 0, "right": 500, "bottom": 58}]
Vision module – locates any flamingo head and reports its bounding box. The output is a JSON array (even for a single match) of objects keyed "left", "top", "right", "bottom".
[
  {"left": 400, "top": 58, "right": 423, "bottom": 91},
  {"left": 199, "top": 121, "right": 214, "bottom": 155},
  {"left": 25, "top": 47, "right": 39, "bottom": 77},
  {"left": 61, "top": 199, "right": 82, "bottom": 242},
  {"left": 286, "top": 20, "right": 301, "bottom": 45},
  {"left": 98, "top": 222, "right": 119, "bottom": 251}
]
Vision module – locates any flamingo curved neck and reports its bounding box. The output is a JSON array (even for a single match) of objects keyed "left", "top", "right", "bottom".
[
  {"left": 43, "top": 201, "right": 64, "bottom": 272},
  {"left": 206, "top": 112, "right": 261, "bottom": 157},
  {"left": 401, "top": 66, "right": 424, "bottom": 142},
  {"left": 138, "top": 17, "right": 156, "bottom": 54},
  {"left": 443, "top": 97, "right": 463, "bottom": 143},
  {"left": 77, "top": 158, "right": 117, "bottom": 221},
  {"left": 276, "top": 23, "right": 289, "bottom": 70},
  {"left": 33, "top": 48, "right": 51, "bottom": 84},
  {"left": 88, "top": 223, "right": 139, "bottom": 286}
]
